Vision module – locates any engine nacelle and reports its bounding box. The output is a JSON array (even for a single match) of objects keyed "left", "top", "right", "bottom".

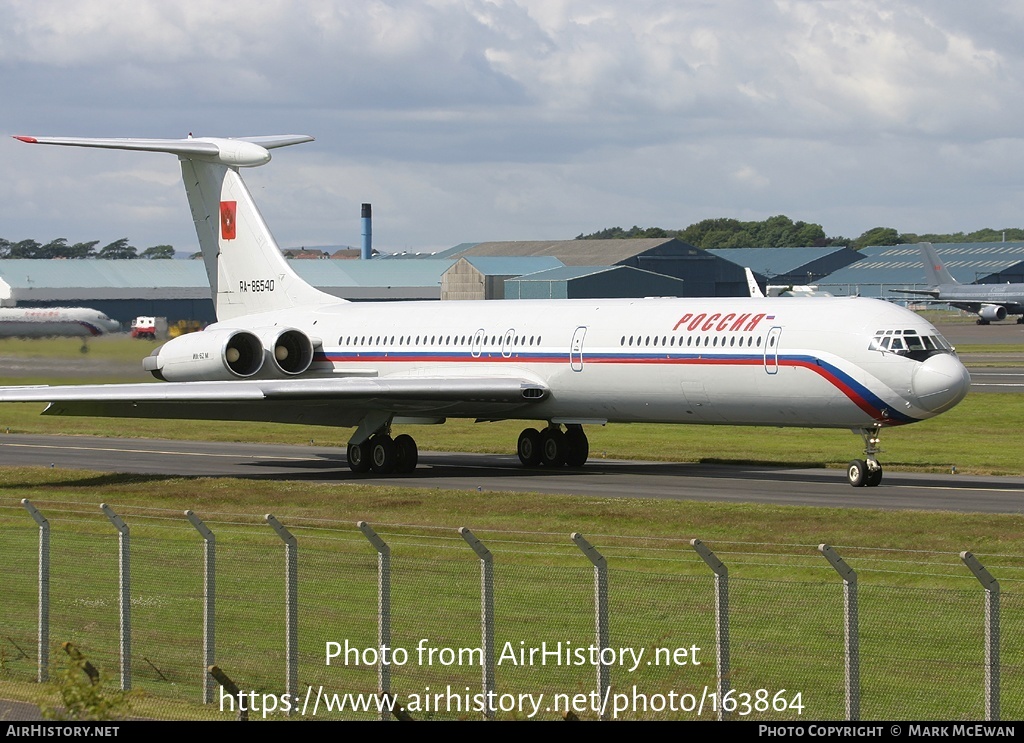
[
  {"left": 257, "top": 327, "right": 315, "bottom": 376},
  {"left": 143, "top": 328, "right": 264, "bottom": 381},
  {"left": 978, "top": 305, "right": 1007, "bottom": 322}
]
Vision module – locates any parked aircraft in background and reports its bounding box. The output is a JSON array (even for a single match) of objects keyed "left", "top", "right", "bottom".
[
  {"left": 0, "top": 306, "right": 120, "bottom": 349},
  {"left": 1, "top": 135, "right": 971, "bottom": 487},
  {"left": 744, "top": 268, "right": 765, "bottom": 297},
  {"left": 893, "top": 242, "right": 1024, "bottom": 324},
  {"left": 743, "top": 268, "right": 833, "bottom": 298}
]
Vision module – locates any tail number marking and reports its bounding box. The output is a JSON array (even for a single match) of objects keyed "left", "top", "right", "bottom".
[{"left": 239, "top": 279, "right": 276, "bottom": 293}]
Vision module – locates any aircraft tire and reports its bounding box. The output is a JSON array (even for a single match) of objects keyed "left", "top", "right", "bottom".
[
  {"left": 370, "top": 434, "right": 398, "bottom": 475},
  {"left": 847, "top": 459, "right": 868, "bottom": 487},
  {"left": 540, "top": 428, "right": 567, "bottom": 467},
  {"left": 866, "top": 467, "right": 883, "bottom": 487},
  {"left": 517, "top": 428, "right": 542, "bottom": 467},
  {"left": 394, "top": 434, "right": 418, "bottom": 473},
  {"left": 347, "top": 441, "right": 372, "bottom": 473},
  {"left": 564, "top": 426, "right": 589, "bottom": 467}
]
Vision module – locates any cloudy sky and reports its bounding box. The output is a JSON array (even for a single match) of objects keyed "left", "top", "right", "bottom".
[{"left": 3, "top": 0, "right": 1024, "bottom": 254}]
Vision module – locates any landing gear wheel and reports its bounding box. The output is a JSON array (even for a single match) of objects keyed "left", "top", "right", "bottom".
[
  {"left": 564, "top": 426, "right": 589, "bottom": 467},
  {"left": 850, "top": 426, "right": 884, "bottom": 488},
  {"left": 394, "top": 434, "right": 418, "bottom": 473},
  {"left": 517, "top": 428, "right": 542, "bottom": 467},
  {"left": 540, "top": 428, "right": 566, "bottom": 467},
  {"left": 848, "top": 459, "right": 868, "bottom": 487},
  {"left": 347, "top": 441, "right": 372, "bottom": 473},
  {"left": 370, "top": 434, "right": 398, "bottom": 474}
]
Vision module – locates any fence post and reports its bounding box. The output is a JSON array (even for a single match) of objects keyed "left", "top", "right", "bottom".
[
  {"left": 690, "top": 538, "right": 729, "bottom": 720},
  {"left": 571, "top": 532, "right": 609, "bottom": 720},
  {"left": 21, "top": 499, "right": 49, "bottom": 683},
  {"left": 266, "top": 514, "right": 297, "bottom": 712},
  {"left": 357, "top": 521, "right": 391, "bottom": 720},
  {"left": 960, "top": 551, "right": 1000, "bottom": 721},
  {"left": 185, "top": 510, "right": 216, "bottom": 704},
  {"left": 100, "top": 503, "right": 131, "bottom": 691},
  {"left": 459, "top": 527, "right": 495, "bottom": 719},
  {"left": 818, "top": 544, "right": 859, "bottom": 721}
]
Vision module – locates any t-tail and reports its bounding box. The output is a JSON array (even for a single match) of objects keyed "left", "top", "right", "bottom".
[
  {"left": 13, "top": 134, "right": 337, "bottom": 321},
  {"left": 919, "top": 242, "right": 958, "bottom": 287}
]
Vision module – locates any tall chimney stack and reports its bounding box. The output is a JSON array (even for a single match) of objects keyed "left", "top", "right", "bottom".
[{"left": 361, "top": 203, "right": 372, "bottom": 260}]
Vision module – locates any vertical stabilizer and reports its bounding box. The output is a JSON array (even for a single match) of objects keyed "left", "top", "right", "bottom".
[
  {"left": 919, "top": 242, "right": 958, "bottom": 287},
  {"left": 181, "top": 158, "right": 338, "bottom": 320},
  {"left": 13, "top": 134, "right": 338, "bottom": 322}
]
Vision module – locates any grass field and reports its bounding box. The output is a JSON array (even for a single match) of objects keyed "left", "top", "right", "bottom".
[
  {"left": 0, "top": 472, "right": 1022, "bottom": 720},
  {"left": 0, "top": 334, "right": 1022, "bottom": 720}
]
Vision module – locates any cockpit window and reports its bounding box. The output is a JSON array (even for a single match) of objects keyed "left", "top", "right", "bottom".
[{"left": 870, "top": 329, "right": 954, "bottom": 361}]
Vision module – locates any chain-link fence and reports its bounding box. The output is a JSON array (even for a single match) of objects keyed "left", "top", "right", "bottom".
[{"left": 1, "top": 499, "right": 1020, "bottom": 721}]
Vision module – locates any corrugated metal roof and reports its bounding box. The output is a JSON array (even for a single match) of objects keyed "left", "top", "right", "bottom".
[
  {"left": 821, "top": 243, "right": 1024, "bottom": 286},
  {"left": 0, "top": 259, "right": 209, "bottom": 289},
  {"left": 512, "top": 264, "right": 687, "bottom": 285},
  {"left": 379, "top": 243, "right": 478, "bottom": 260},
  {"left": 0, "top": 257, "right": 456, "bottom": 291},
  {"left": 461, "top": 256, "right": 564, "bottom": 275},
  {"left": 706, "top": 246, "right": 852, "bottom": 275},
  {"left": 449, "top": 238, "right": 684, "bottom": 265},
  {"left": 291, "top": 259, "right": 455, "bottom": 287}
]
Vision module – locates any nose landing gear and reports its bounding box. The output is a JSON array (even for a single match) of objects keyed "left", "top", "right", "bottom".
[{"left": 848, "top": 426, "right": 883, "bottom": 487}]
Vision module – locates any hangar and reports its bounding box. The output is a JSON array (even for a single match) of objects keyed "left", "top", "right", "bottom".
[
  {"left": 0, "top": 257, "right": 457, "bottom": 326},
  {"left": 442, "top": 238, "right": 752, "bottom": 297},
  {"left": 4, "top": 240, "right": 1024, "bottom": 326},
  {"left": 816, "top": 243, "right": 1024, "bottom": 298}
]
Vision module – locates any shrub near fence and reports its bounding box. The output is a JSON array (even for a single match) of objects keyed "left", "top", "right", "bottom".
[{"left": 1, "top": 499, "right": 1020, "bottom": 721}]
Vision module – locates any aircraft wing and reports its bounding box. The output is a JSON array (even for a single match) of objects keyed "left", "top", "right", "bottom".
[
  {"left": 0, "top": 377, "right": 548, "bottom": 428},
  {"left": 889, "top": 289, "right": 940, "bottom": 297}
]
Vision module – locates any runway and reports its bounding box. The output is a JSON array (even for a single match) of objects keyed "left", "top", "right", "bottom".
[
  {"left": 964, "top": 366, "right": 1024, "bottom": 391},
  {"left": 1, "top": 433, "right": 1021, "bottom": 514}
]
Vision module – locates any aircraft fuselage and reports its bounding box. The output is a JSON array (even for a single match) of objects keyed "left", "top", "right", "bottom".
[{"left": 213, "top": 295, "right": 968, "bottom": 430}]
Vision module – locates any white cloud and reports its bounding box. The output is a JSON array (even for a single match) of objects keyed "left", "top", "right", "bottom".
[{"left": 4, "top": 0, "right": 1024, "bottom": 249}]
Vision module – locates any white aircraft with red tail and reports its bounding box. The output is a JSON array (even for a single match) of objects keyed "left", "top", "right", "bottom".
[{"left": 1, "top": 134, "right": 971, "bottom": 487}]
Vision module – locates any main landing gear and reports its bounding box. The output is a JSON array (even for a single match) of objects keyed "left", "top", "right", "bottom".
[
  {"left": 347, "top": 431, "right": 418, "bottom": 475},
  {"left": 847, "top": 426, "right": 883, "bottom": 488},
  {"left": 345, "top": 422, "right": 591, "bottom": 476},
  {"left": 518, "top": 424, "right": 589, "bottom": 468}
]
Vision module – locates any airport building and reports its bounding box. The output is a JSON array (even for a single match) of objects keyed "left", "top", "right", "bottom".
[{"left": 3, "top": 241, "right": 1024, "bottom": 326}]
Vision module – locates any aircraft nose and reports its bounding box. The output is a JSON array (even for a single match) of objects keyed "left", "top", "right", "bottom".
[{"left": 911, "top": 354, "right": 971, "bottom": 414}]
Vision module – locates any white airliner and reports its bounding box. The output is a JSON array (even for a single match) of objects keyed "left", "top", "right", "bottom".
[
  {"left": 0, "top": 307, "right": 120, "bottom": 341},
  {"left": 1, "top": 135, "right": 971, "bottom": 487}
]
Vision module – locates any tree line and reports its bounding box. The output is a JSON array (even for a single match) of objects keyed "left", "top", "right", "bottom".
[
  {"left": 0, "top": 237, "right": 175, "bottom": 259},
  {"left": 576, "top": 217, "right": 1024, "bottom": 250}
]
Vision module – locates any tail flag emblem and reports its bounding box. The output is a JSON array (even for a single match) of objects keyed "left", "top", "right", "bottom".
[{"left": 220, "top": 201, "right": 237, "bottom": 240}]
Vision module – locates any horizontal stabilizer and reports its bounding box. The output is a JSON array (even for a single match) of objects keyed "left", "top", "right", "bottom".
[{"left": 14, "top": 134, "right": 313, "bottom": 167}]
